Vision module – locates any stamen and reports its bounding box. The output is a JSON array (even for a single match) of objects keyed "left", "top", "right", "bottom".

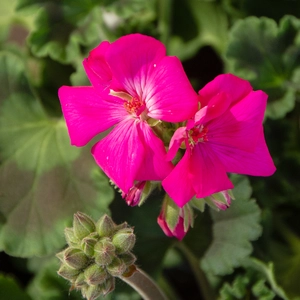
[{"left": 188, "top": 125, "right": 208, "bottom": 147}]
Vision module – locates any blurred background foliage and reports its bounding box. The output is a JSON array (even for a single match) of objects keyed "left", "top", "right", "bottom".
[{"left": 0, "top": 0, "right": 300, "bottom": 299}]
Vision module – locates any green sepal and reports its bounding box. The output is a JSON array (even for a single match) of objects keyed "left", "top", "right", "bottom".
[{"left": 73, "top": 212, "right": 96, "bottom": 240}]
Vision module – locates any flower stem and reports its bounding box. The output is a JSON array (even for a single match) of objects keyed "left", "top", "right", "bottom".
[
  {"left": 176, "top": 242, "right": 215, "bottom": 300},
  {"left": 120, "top": 268, "right": 168, "bottom": 300}
]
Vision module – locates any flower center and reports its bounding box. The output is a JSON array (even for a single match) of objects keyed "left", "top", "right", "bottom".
[
  {"left": 188, "top": 124, "right": 208, "bottom": 147},
  {"left": 110, "top": 90, "right": 147, "bottom": 120}
]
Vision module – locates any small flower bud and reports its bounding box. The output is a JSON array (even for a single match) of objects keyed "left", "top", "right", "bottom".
[
  {"left": 74, "top": 272, "right": 86, "bottom": 288},
  {"left": 157, "top": 194, "right": 194, "bottom": 240},
  {"left": 119, "top": 252, "right": 137, "bottom": 267},
  {"left": 84, "top": 263, "right": 107, "bottom": 286},
  {"left": 57, "top": 264, "right": 81, "bottom": 281},
  {"left": 82, "top": 284, "right": 103, "bottom": 300},
  {"left": 96, "top": 214, "right": 115, "bottom": 237},
  {"left": 73, "top": 212, "right": 96, "bottom": 240},
  {"left": 56, "top": 250, "right": 65, "bottom": 263},
  {"left": 64, "top": 227, "right": 79, "bottom": 247},
  {"left": 100, "top": 276, "right": 115, "bottom": 296},
  {"left": 64, "top": 248, "right": 89, "bottom": 270},
  {"left": 94, "top": 238, "right": 116, "bottom": 266},
  {"left": 81, "top": 233, "right": 98, "bottom": 257},
  {"left": 106, "top": 257, "right": 127, "bottom": 276},
  {"left": 205, "top": 190, "right": 234, "bottom": 211},
  {"left": 112, "top": 228, "right": 135, "bottom": 254}
]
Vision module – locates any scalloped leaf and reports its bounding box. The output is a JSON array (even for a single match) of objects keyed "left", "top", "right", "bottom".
[
  {"left": 226, "top": 15, "right": 300, "bottom": 119},
  {"left": 201, "top": 175, "right": 262, "bottom": 276},
  {"left": 0, "top": 52, "right": 114, "bottom": 257}
]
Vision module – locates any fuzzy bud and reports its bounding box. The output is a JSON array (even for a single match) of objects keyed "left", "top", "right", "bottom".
[
  {"left": 81, "top": 233, "right": 98, "bottom": 257},
  {"left": 84, "top": 263, "right": 107, "bottom": 286},
  {"left": 112, "top": 228, "right": 135, "bottom": 254},
  {"left": 96, "top": 215, "right": 115, "bottom": 237},
  {"left": 57, "top": 212, "right": 137, "bottom": 300},
  {"left": 73, "top": 212, "right": 96, "bottom": 240},
  {"left": 64, "top": 248, "right": 89, "bottom": 270},
  {"left": 64, "top": 227, "right": 79, "bottom": 247},
  {"left": 57, "top": 264, "right": 81, "bottom": 281},
  {"left": 119, "top": 252, "right": 137, "bottom": 267},
  {"left": 82, "top": 285, "right": 103, "bottom": 300},
  {"left": 157, "top": 194, "right": 194, "bottom": 240},
  {"left": 94, "top": 238, "right": 116, "bottom": 266},
  {"left": 106, "top": 257, "right": 127, "bottom": 276},
  {"left": 100, "top": 277, "right": 115, "bottom": 296}
]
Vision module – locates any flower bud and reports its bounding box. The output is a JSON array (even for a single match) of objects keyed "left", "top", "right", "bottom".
[
  {"left": 64, "top": 248, "right": 89, "bottom": 270},
  {"left": 94, "top": 238, "right": 116, "bottom": 266},
  {"left": 119, "top": 252, "right": 137, "bottom": 267},
  {"left": 112, "top": 228, "right": 135, "bottom": 254},
  {"left": 81, "top": 233, "right": 98, "bottom": 257},
  {"left": 82, "top": 284, "right": 103, "bottom": 300},
  {"left": 57, "top": 264, "right": 81, "bottom": 281},
  {"left": 106, "top": 257, "right": 127, "bottom": 276},
  {"left": 96, "top": 214, "right": 115, "bottom": 237},
  {"left": 100, "top": 276, "right": 115, "bottom": 296},
  {"left": 74, "top": 272, "right": 86, "bottom": 288},
  {"left": 56, "top": 250, "right": 65, "bottom": 263},
  {"left": 84, "top": 263, "right": 107, "bottom": 286},
  {"left": 73, "top": 212, "right": 96, "bottom": 240},
  {"left": 64, "top": 227, "right": 79, "bottom": 247},
  {"left": 122, "top": 181, "right": 146, "bottom": 206},
  {"left": 157, "top": 194, "right": 194, "bottom": 240},
  {"left": 203, "top": 190, "right": 234, "bottom": 211}
]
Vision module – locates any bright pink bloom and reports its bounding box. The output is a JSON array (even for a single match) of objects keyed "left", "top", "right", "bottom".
[
  {"left": 162, "top": 74, "right": 276, "bottom": 207},
  {"left": 58, "top": 34, "right": 198, "bottom": 193}
]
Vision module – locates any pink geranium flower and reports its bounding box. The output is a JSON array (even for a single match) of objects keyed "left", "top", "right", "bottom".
[
  {"left": 162, "top": 74, "right": 276, "bottom": 207},
  {"left": 58, "top": 34, "right": 198, "bottom": 193}
]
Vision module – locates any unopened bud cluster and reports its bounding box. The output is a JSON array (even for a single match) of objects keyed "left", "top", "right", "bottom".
[{"left": 57, "top": 212, "right": 136, "bottom": 300}]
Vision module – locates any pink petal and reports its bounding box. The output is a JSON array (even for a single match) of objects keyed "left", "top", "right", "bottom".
[
  {"left": 211, "top": 129, "right": 276, "bottom": 176},
  {"left": 199, "top": 73, "right": 252, "bottom": 107},
  {"left": 145, "top": 56, "right": 199, "bottom": 122},
  {"left": 190, "top": 143, "right": 234, "bottom": 199},
  {"left": 193, "top": 91, "right": 231, "bottom": 126},
  {"left": 105, "top": 33, "right": 166, "bottom": 97},
  {"left": 135, "top": 121, "right": 173, "bottom": 181},
  {"left": 162, "top": 150, "right": 196, "bottom": 207},
  {"left": 83, "top": 41, "right": 112, "bottom": 91},
  {"left": 166, "top": 127, "right": 187, "bottom": 161},
  {"left": 92, "top": 118, "right": 145, "bottom": 193},
  {"left": 207, "top": 90, "right": 267, "bottom": 152},
  {"left": 58, "top": 86, "right": 127, "bottom": 146}
]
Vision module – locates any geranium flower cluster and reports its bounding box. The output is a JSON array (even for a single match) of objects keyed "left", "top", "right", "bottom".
[{"left": 59, "top": 34, "right": 276, "bottom": 240}]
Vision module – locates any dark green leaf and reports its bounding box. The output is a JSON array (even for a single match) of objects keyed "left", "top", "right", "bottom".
[{"left": 226, "top": 16, "right": 300, "bottom": 119}]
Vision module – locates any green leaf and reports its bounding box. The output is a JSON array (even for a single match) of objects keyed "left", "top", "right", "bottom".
[
  {"left": 226, "top": 15, "right": 300, "bottom": 119},
  {"left": 0, "top": 273, "right": 31, "bottom": 300},
  {"left": 24, "top": 1, "right": 106, "bottom": 64},
  {"left": 201, "top": 175, "right": 262, "bottom": 276},
  {"left": 168, "top": 0, "right": 228, "bottom": 60},
  {"left": 244, "top": 258, "right": 289, "bottom": 300},
  {"left": 0, "top": 51, "right": 114, "bottom": 257}
]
